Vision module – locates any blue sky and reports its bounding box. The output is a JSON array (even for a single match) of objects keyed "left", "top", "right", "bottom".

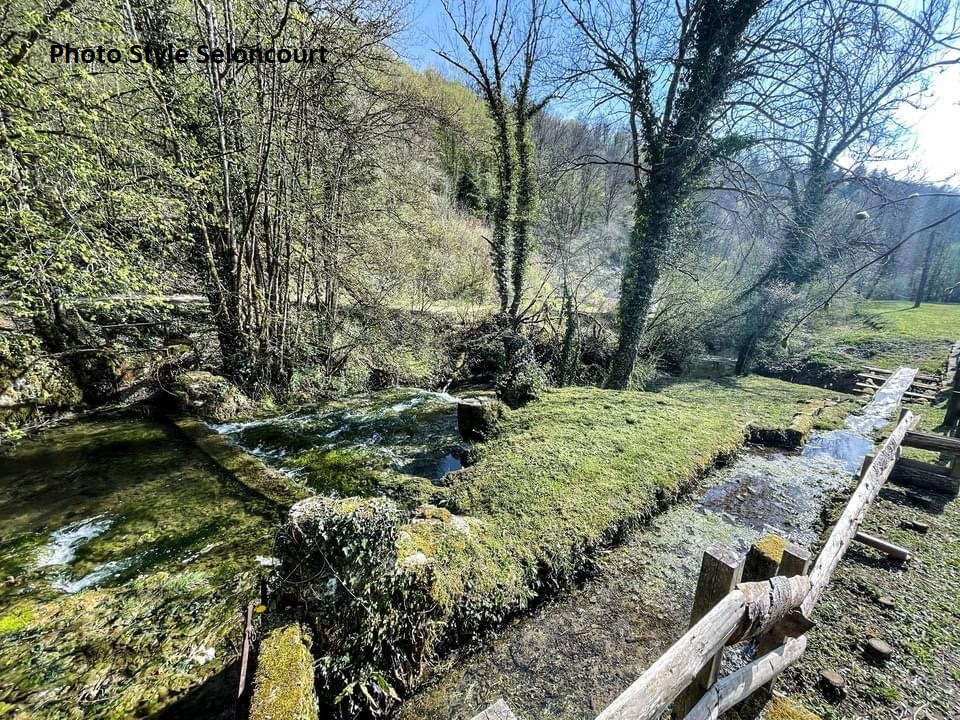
[{"left": 395, "top": 0, "right": 959, "bottom": 186}]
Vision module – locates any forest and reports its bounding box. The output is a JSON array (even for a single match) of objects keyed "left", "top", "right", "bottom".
[{"left": 1, "top": 0, "right": 960, "bottom": 719}]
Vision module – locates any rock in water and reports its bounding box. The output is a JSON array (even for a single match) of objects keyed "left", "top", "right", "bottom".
[
  {"left": 457, "top": 396, "right": 501, "bottom": 442},
  {"left": 169, "top": 370, "right": 254, "bottom": 422}
]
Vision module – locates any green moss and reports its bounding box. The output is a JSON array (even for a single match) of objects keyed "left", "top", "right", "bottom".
[
  {"left": 792, "top": 301, "right": 960, "bottom": 376},
  {"left": 0, "top": 606, "right": 33, "bottom": 635},
  {"left": 765, "top": 697, "right": 821, "bottom": 720},
  {"left": 249, "top": 624, "right": 318, "bottom": 720},
  {"left": 0, "top": 418, "right": 279, "bottom": 719},
  {"left": 168, "top": 415, "right": 311, "bottom": 507},
  {"left": 289, "top": 447, "right": 382, "bottom": 495},
  {"left": 753, "top": 534, "right": 788, "bottom": 564},
  {"left": 399, "top": 378, "right": 851, "bottom": 635}
]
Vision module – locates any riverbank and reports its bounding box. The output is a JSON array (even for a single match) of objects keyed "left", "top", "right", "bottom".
[{"left": 760, "top": 301, "right": 960, "bottom": 388}]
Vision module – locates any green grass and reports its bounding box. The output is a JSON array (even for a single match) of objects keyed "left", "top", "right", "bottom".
[
  {"left": 400, "top": 377, "right": 856, "bottom": 624},
  {"left": 800, "top": 301, "right": 960, "bottom": 374},
  {"left": 900, "top": 399, "right": 952, "bottom": 463}
]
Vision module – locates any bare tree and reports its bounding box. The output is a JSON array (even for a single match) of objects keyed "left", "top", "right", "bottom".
[
  {"left": 563, "top": 0, "right": 773, "bottom": 388},
  {"left": 438, "top": 0, "right": 553, "bottom": 325},
  {"left": 733, "top": 0, "right": 960, "bottom": 372}
]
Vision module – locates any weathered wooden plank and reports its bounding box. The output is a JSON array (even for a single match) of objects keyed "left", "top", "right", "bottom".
[
  {"left": 682, "top": 636, "right": 808, "bottom": 720},
  {"left": 800, "top": 410, "right": 915, "bottom": 618},
  {"left": 853, "top": 531, "right": 912, "bottom": 561},
  {"left": 671, "top": 549, "right": 744, "bottom": 720},
  {"left": 470, "top": 699, "right": 518, "bottom": 720},
  {"left": 777, "top": 545, "right": 812, "bottom": 578},
  {"left": 865, "top": 366, "right": 938, "bottom": 382},
  {"left": 890, "top": 457, "right": 960, "bottom": 495},
  {"left": 595, "top": 576, "right": 811, "bottom": 720},
  {"left": 903, "top": 431, "right": 960, "bottom": 454}
]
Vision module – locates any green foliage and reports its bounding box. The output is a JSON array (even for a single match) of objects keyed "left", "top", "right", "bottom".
[{"left": 276, "top": 496, "right": 435, "bottom": 717}]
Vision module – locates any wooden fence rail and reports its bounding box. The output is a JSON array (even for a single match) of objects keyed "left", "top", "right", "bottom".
[{"left": 594, "top": 577, "right": 811, "bottom": 720}]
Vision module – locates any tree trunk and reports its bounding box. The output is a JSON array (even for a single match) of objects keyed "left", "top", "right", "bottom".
[
  {"left": 913, "top": 233, "right": 935, "bottom": 308},
  {"left": 559, "top": 278, "right": 577, "bottom": 385},
  {"left": 509, "top": 109, "right": 534, "bottom": 322},
  {"left": 491, "top": 104, "right": 514, "bottom": 315},
  {"left": 604, "top": 191, "right": 671, "bottom": 389}
]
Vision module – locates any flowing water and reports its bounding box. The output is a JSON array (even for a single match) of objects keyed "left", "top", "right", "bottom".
[
  {"left": 0, "top": 419, "right": 280, "bottom": 719},
  {"left": 0, "top": 372, "right": 919, "bottom": 720},
  {"left": 210, "top": 387, "right": 465, "bottom": 494},
  {"left": 400, "top": 369, "right": 919, "bottom": 720}
]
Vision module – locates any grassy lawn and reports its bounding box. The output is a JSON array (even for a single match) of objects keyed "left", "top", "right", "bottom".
[{"left": 798, "top": 301, "right": 960, "bottom": 375}]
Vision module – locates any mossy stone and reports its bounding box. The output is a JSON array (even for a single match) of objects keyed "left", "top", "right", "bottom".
[{"left": 249, "top": 624, "right": 318, "bottom": 720}]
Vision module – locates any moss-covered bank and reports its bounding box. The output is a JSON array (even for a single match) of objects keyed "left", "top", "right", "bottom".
[{"left": 277, "top": 377, "right": 856, "bottom": 715}]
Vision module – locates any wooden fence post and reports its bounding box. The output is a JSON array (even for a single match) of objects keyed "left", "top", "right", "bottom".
[
  {"left": 733, "top": 537, "right": 800, "bottom": 718},
  {"left": 670, "top": 548, "right": 744, "bottom": 720},
  {"left": 944, "top": 368, "right": 960, "bottom": 431}
]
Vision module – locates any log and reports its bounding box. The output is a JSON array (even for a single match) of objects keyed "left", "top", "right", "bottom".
[
  {"left": 903, "top": 431, "right": 960, "bottom": 454},
  {"left": 595, "top": 576, "right": 811, "bottom": 720},
  {"left": 864, "top": 366, "right": 938, "bottom": 382},
  {"left": 671, "top": 549, "right": 744, "bottom": 720},
  {"left": 903, "top": 390, "right": 937, "bottom": 401},
  {"left": 800, "top": 411, "right": 915, "bottom": 618},
  {"left": 853, "top": 531, "right": 912, "bottom": 561},
  {"left": 681, "top": 636, "right": 809, "bottom": 720},
  {"left": 890, "top": 457, "right": 960, "bottom": 495}
]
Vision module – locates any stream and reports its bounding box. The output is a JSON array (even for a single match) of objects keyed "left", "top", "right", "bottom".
[
  {"left": 398, "top": 368, "right": 919, "bottom": 720},
  {"left": 0, "top": 371, "right": 917, "bottom": 719},
  {"left": 0, "top": 389, "right": 468, "bottom": 718}
]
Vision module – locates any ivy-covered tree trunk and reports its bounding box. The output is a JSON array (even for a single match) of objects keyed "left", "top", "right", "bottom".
[
  {"left": 913, "top": 233, "right": 935, "bottom": 308},
  {"left": 509, "top": 108, "right": 534, "bottom": 322},
  {"left": 491, "top": 102, "right": 514, "bottom": 316},
  {"left": 604, "top": 185, "right": 675, "bottom": 389},
  {"left": 734, "top": 170, "right": 829, "bottom": 374},
  {"left": 559, "top": 279, "right": 578, "bottom": 385}
]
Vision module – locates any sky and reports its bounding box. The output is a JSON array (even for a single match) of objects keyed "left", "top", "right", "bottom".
[
  {"left": 397, "top": 0, "right": 960, "bottom": 187},
  {"left": 879, "top": 63, "right": 960, "bottom": 186}
]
